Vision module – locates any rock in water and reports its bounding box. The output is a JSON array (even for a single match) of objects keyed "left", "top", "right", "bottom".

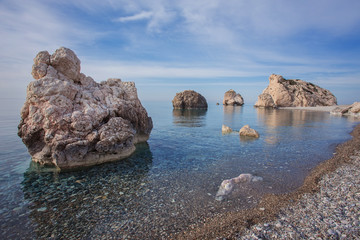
[
  {"left": 223, "top": 89, "right": 244, "bottom": 106},
  {"left": 331, "top": 102, "right": 360, "bottom": 117},
  {"left": 215, "top": 173, "right": 263, "bottom": 201},
  {"left": 254, "top": 74, "right": 337, "bottom": 107},
  {"left": 172, "top": 90, "right": 208, "bottom": 109},
  {"left": 222, "top": 124, "right": 233, "bottom": 134},
  {"left": 18, "top": 47, "right": 153, "bottom": 170},
  {"left": 239, "top": 125, "right": 260, "bottom": 138}
]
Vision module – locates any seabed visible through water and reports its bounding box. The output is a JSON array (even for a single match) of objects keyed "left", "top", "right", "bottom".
[{"left": 0, "top": 99, "right": 358, "bottom": 238}]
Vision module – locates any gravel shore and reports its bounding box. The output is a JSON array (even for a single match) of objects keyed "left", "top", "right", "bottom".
[
  {"left": 278, "top": 105, "right": 349, "bottom": 112},
  {"left": 178, "top": 123, "right": 360, "bottom": 239},
  {"left": 238, "top": 150, "right": 360, "bottom": 239}
]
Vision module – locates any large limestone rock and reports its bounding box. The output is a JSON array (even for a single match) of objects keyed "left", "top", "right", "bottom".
[
  {"left": 172, "top": 90, "right": 208, "bottom": 109},
  {"left": 331, "top": 102, "right": 360, "bottom": 117},
  {"left": 18, "top": 47, "right": 153, "bottom": 170},
  {"left": 223, "top": 89, "right": 244, "bottom": 106},
  {"left": 255, "top": 74, "right": 337, "bottom": 107}
]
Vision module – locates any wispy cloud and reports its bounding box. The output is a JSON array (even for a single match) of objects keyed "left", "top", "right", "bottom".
[
  {"left": 114, "top": 11, "right": 153, "bottom": 23},
  {"left": 0, "top": 0, "right": 359, "bottom": 103}
]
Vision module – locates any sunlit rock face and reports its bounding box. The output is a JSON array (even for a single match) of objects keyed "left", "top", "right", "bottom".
[
  {"left": 331, "top": 102, "right": 360, "bottom": 117},
  {"left": 223, "top": 89, "right": 244, "bottom": 106},
  {"left": 18, "top": 47, "right": 153, "bottom": 170},
  {"left": 255, "top": 74, "right": 337, "bottom": 108},
  {"left": 239, "top": 125, "right": 260, "bottom": 138},
  {"left": 172, "top": 90, "right": 208, "bottom": 109},
  {"left": 222, "top": 124, "right": 233, "bottom": 134}
]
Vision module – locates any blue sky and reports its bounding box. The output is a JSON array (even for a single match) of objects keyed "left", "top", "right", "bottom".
[{"left": 1, "top": 0, "right": 360, "bottom": 104}]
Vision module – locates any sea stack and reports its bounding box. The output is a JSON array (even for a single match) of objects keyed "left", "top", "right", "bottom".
[
  {"left": 255, "top": 74, "right": 337, "bottom": 108},
  {"left": 223, "top": 89, "right": 244, "bottom": 106},
  {"left": 18, "top": 47, "right": 153, "bottom": 170},
  {"left": 172, "top": 90, "right": 208, "bottom": 109}
]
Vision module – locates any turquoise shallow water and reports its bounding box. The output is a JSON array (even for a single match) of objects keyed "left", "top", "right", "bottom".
[{"left": 0, "top": 98, "right": 358, "bottom": 239}]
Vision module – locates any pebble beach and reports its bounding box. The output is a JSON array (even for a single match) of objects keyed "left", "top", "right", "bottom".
[
  {"left": 178, "top": 123, "right": 360, "bottom": 239},
  {"left": 238, "top": 151, "right": 360, "bottom": 239}
]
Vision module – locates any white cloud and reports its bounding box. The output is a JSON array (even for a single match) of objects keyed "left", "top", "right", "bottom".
[
  {"left": 0, "top": 0, "right": 359, "bottom": 102},
  {"left": 114, "top": 11, "right": 153, "bottom": 22},
  {"left": 81, "top": 60, "right": 258, "bottom": 80}
]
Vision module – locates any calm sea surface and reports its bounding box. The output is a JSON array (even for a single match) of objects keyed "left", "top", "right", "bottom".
[{"left": 0, "top": 98, "right": 358, "bottom": 238}]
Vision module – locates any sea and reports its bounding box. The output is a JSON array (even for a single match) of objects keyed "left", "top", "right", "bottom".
[{"left": 0, "top": 98, "right": 358, "bottom": 239}]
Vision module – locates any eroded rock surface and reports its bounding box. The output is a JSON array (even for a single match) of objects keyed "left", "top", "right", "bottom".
[
  {"left": 223, "top": 89, "right": 244, "bottom": 106},
  {"left": 255, "top": 74, "right": 337, "bottom": 107},
  {"left": 18, "top": 47, "right": 153, "bottom": 170},
  {"left": 172, "top": 90, "right": 208, "bottom": 109},
  {"left": 331, "top": 102, "right": 360, "bottom": 117}
]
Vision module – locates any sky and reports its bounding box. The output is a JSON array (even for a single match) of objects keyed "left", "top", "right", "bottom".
[{"left": 0, "top": 0, "right": 360, "bottom": 104}]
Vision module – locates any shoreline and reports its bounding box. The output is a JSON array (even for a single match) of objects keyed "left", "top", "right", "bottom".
[
  {"left": 278, "top": 105, "right": 350, "bottom": 112},
  {"left": 176, "top": 123, "right": 360, "bottom": 239}
]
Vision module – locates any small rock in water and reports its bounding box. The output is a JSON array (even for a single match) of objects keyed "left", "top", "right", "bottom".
[
  {"left": 222, "top": 124, "right": 233, "bottom": 134},
  {"left": 239, "top": 125, "right": 260, "bottom": 138}
]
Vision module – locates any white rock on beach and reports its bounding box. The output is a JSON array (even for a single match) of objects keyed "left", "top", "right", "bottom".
[
  {"left": 255, "top": 74, "right": 337, "bottom": 108},
  {"left": 18, "top": 47, "right": 153, "bottom": 170}
]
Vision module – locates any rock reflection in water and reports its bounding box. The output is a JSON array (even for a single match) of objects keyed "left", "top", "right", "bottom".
[
  {"left": 172, "top": 109, "right": 207, "bottom": 127},
  {"left": 256, "top": 108, "right": 331, "bottom": 145},
  {"left": 223, "top": 105, "right": 243, "bottom": 127},
  {"left": 256, "top": 108, "right": 330, "bottom": 127},
  {"left": 21, "top": 142, "right": 152, "bottom": 239}
]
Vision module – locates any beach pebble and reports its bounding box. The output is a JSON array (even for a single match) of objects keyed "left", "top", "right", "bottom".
[{"left": 238, "top": 151, "right": 360, "bottom": 239}]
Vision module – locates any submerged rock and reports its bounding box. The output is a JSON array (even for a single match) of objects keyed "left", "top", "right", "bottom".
[
  {"left": 255, "top": 74, "right": 337, "bottom": 107},
  {"left": 172, "top": 90, "right": 208, "bottom": 109},
  {"left": 223, "top": 89, "right": 244, "bottom": 106},
  {"left": 239, "top": 125, "right": 260, "bottom": 138},
  {"left": 215, "top": 173, "right": 263, "bottom": 201},
  {"left": 18, "top": 47, "right": 153, "bottom": 170},
  {"left": 331, "top": 102, "right": 360, "bottom": 117}
]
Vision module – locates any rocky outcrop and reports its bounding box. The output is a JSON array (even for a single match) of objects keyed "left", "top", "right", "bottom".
[
  {"left": 239, "top": 125, "right": 260, "bottom": 138},
  {"left": 331, "top": 102, "right": 360, "bottom": 117},
  {"left": 222, "top": 124, "right": 233, "bottom": 134},
  {"left": 215, "top": 173, "right": 263, "bottom": 201},
  {"left": 18, "top": 47, "right": 153, "bottom": 170},
  {"left": 255, "top": 74, "right": 337, "bottom": 108},
  {"left": 223, "top": 89, "right": 244, "bottom": 106},
  {"left": 255, "top": 93, "right": 276, "bottom": 108},
  {"left": 172, "top": 90, "right": 208, "bottom": 109}
]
